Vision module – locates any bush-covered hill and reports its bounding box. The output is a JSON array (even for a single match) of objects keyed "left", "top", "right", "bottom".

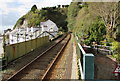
[
  {"left": 14, "top": 2, "right": 120, "bottom": 62},
  {"left": 14, "top": 5, "right": 68, "bottom": 32},
  {"left": 67, "top": 2, "right": 120, "bottom": 62}
]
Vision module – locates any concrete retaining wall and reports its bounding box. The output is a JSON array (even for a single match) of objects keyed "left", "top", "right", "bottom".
[{"left": 5, "top": 36, "right": 49, "bottom": 63}]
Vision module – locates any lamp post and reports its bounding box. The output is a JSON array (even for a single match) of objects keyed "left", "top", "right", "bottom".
[
  {"left": 17, "top": 33, "right": 19, "bottom": 43},
  {"left": 30, "top": 34, "right": 33, "bottom": 51},
  {"left": 25, "top": 33, "right": 28, "bottom": 41},
  {"left": 30, "top": 33, "right": 32, "bottom": 41},
  {"left": 25, "top": 32, "right": 26, "bottom": 42},
  {"left": 39, "top": 27, "right": 41, "bottom": 37},
  {"left": 92, "top": 42, "right": 96, "bottom": 48},
  {"left": 96, "top": 36, "right": 99, "bottom": 54}
]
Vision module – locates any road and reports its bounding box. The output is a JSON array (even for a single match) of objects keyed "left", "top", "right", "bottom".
[{"left": 91, "top": 48, "right": 118, "bottom": 80}]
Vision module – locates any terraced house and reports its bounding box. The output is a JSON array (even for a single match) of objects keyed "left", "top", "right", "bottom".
[{"left": 4, "top": 19, "right": 58, "bottom": 45}]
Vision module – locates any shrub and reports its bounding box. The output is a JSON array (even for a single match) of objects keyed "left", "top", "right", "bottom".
[{"left": 112, "top": 41, "right": 120, "bottom": 62}]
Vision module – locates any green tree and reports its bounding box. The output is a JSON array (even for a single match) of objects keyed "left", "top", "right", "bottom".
[
  {"left": 57, "top": 5, "right": 61, "bottom": 8},
  {"left": 89, "top": 2, "right": 120, "bottom": 38},
  {"left": 31, "top": 5, "right": 37, "bottom": 12},
  {"left": 75, "top": 6, "right": 97, "bottom": 37},
  {"left": 14, "top": 5, "right": 68, "bottom": 32},
  {"left": 67, "top": 2, "right": 81, "bottom": 31},
  {"left": 112, "top": 41, "right": 120, "bottom": 62},
  {"left": 88, "top": 19, "right": 106, "bottom": 45}
]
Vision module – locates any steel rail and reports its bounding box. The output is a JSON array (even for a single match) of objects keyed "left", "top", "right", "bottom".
[
  {"left": 3, "top": 33, "right": 70, "bottom": 81},
  {"left": 41, "top": 34, "right": 71, "bottom": 80}
]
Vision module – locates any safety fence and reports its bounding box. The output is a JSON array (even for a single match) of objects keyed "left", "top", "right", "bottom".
[{"left": 76, "top": 36, "right": 94, "bottom": 81}]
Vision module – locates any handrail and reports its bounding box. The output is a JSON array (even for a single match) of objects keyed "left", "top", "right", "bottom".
[
  {"left": 76, "top": 35, "right": 94, "bottom": 80},
  {"left": 76, "top": 36, "right": 84, "bottom": 79},
  {"left": 37, "top": 31, "right": 56, "bottom": 38},
  {"left": 76, "top": 36, "right": 86, "bottom": 54}
]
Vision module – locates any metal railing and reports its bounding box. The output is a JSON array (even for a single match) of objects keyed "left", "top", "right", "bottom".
[
  {"left": 3, "top": 30, "right": 57, "bottom": 45},
  {"left": 76, "top": 36, "right": 94, "bottom": 81}
]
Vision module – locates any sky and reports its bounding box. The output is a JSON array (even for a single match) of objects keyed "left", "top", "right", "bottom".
[{"left": 0, "top": 0, "right": 72, "bottom": 33}]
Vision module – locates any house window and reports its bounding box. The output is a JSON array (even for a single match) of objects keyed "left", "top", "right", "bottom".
[
  {"left": 49, "top": 28, "right": 53, "bottom": 32},
  {"left": 44, "top": 25, "right": 47, "bottom": 27}
]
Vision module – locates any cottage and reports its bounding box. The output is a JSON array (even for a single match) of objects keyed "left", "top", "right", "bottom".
[
  {"left": 4, "top": 20, "right": 58, "bottom": 45},
  {"left": 40, "top": 20, "right": 58, "bottom": 39}
]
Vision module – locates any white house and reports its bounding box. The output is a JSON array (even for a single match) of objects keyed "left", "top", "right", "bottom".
[
  {"left": 4, "top": 20, "right": 58, "bottom": 45},
  {"left": 40, "top": 20, "right": 58, "bottom": 32},
  {"left": 40, "top": 20, "right": 58, "bottom": 39},
  {"left": 30, "top": 27, "right": 41, "bottom": 32}
]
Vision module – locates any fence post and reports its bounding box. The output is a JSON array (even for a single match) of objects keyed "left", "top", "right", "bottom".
[{"left": 83, "top": 54, "right": 94, "bottom": 81}]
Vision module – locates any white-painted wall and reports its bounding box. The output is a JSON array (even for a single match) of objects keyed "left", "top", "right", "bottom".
[
  {"left": 40, "top": 20, "right": 58, "bottom": 33},
  {"left": 8, "top": 27, "right": 42, "bottom": 44},
  {"left": 5, "top": 20, "right": 58, "bottom": 44},
  {"left": 40, "top": 20, "right": 58, "bottom": 39}
]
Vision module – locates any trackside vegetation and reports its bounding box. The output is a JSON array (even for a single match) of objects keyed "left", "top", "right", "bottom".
[
  {"left": 67, "top": 2, "right": 120, "bottom": 62},
  {"left": 14, "top": 2, "right": 120, "bottom": 62}
]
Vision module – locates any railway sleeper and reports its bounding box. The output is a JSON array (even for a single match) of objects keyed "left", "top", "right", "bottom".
[
  {"left": 30, "top": 64, "right": 49, "bottom": 70},
  {"left": 11, "top": 70, "right": 45, "bottom": 80},
  {"left": 37, "top": 58, "right": 52, "bottom": 62},
  {"left": 41, "top": 54, "right": 57, "bottom": 57}
]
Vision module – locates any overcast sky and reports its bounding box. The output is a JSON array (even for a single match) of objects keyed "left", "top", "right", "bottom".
[{"left": 0, "top": 0, "right": 72, "bottom": 33}]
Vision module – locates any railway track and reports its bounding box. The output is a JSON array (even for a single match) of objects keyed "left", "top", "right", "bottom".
[{"left": 2, "top": 33, "right": 71, "bottom": 81}]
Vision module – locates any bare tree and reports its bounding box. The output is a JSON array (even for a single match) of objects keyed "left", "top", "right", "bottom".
[{"left": 89, "top": 2, "right": 120, "bottom": 38}]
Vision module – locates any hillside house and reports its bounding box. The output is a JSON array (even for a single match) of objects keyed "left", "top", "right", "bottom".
[
  {"left": 4, "top": 20, "right": 58, "bottom": 45},
  {"left": 8, "top": 27, "right": 41, "bottom": 44},
  {"left": 40, "top": 20, "right": 58, "bottom": 39}
]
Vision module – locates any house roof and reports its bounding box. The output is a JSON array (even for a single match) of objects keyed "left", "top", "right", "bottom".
[{"left": 40, "top": 20, "right": 56, "bottom": 26}]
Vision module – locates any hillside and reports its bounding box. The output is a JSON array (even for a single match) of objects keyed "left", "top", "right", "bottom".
[
  {"left": 67, "top": 2, "right": 120, "bottom": 62},
  {"left": 14, "top": 2, "right": 120, "bottom": 62},
  {"left": 14, "top": 5, "right": 68, "bottom": 32}
]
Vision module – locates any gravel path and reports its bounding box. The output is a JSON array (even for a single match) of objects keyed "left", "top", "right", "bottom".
[
  {"left": 45, "top": 34, "right": 78, "bottom": 80},
  {"left": 71, "top": 42, "right": 79, "bottom": 79}
]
